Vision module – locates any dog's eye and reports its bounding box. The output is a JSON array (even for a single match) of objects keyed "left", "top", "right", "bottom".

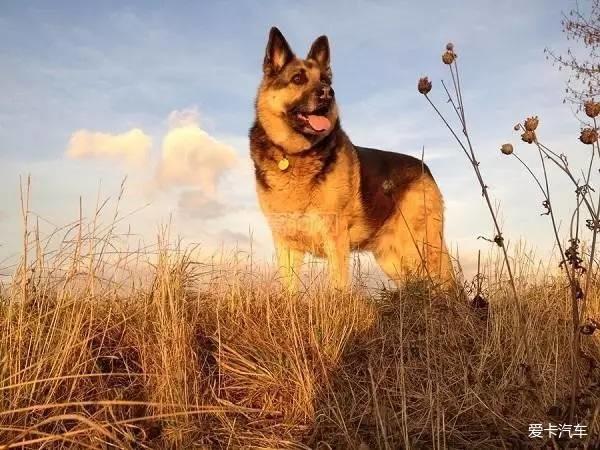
[
  {"left": 291, "top": 73, "right": 307, "bottom": 85},
  {"left": 320, "top": 75, "right": 331, "bottom": 85}
]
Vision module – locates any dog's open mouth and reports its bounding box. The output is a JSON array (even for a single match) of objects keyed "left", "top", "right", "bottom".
[{"left": 294, "top": 106, "right": 331, "bottom": 133}]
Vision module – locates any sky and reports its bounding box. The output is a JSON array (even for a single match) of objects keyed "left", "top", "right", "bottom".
[{"left": 0, "top": 0, "right": 594, "bottom": 277}]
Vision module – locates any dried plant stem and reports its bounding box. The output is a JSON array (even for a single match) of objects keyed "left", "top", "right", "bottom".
[
  {"left": 435, "top": 73, "right": 519, "bottom": 315},
  {"left": 581, "top": 198, "right": 600, "bottom": 321},
  {"left": 537, "top": 142, "right": 597, "bottom": 218},
  {"left": 510, "top": 111, "right": 600, "bottom": 424},
  {"left": 533, "top": 144, "right": 576, "bottom": 287},
  {"left": 422, "top": 93, "right": 523, "bottom": 333},
  {"left": 534, "top": 142, "right": 581, "bottom": 423},
  {"left": 581, "top": 119, "right": 600, "bottom": 324},
  {"left": 18, "top": 175, "right": 30, "bottom": 303},
  {"left": 511, "top": 150, "right": 575, "bottom": 300}
]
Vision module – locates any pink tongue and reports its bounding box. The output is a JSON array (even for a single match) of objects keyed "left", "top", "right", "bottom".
[{"left": 307, "top": 114, "right": 331, "bottom": 132}]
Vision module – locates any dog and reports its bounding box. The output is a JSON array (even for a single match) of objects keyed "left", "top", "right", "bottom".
[{"left": 249, "top": 27, "right": 452, "bottom": 289}]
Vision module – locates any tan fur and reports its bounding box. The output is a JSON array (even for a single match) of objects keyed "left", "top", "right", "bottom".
[
  {"left": 370, "top": 176, "right": 451, "bottom": 282},
  {"left": 257, "top": 61, "right": 338, "bottom": 154},
  {"left": 256, "top": 138, "right": 362, "bottom": 288},
  {"left": 255, "top": 132, "right": 451, "bottom": 289},
  {"left": 251, "top": 29, "right": 452, "bottom": 290}
]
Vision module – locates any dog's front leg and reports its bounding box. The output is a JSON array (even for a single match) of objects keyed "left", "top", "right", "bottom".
[
  {"left": 324, "top": 224, "right": 350, "bottom": 290},
  {"left": 275, "top": 240, "right": 304, "bottom": 293}
]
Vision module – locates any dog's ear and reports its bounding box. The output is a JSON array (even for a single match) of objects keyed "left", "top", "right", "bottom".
[
  {"left": 263, "top": 27, "right": 294, "bottom": 75},
  {"left": 307, "top": 35, "right": 330, "bottom": 73}
]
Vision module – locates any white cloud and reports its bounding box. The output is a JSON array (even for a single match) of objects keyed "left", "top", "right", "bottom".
[
  {"left": 167, "top": 107, "right": 201, "bottom": 129},
  {"left": 65, "top": 128, "right": 151, "bottom": 166},
  {"left": 155, "top": 108, "right": 237, "bottom": 195}
]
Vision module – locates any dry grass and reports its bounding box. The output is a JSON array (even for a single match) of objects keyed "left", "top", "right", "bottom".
[{"left": 0, "top": 214, "right": 599, "bottom": 450}]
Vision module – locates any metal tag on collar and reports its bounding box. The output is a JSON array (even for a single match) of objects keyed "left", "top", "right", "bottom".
[{"left": 278, "top": 157, "right": 290, "bottom": 171}]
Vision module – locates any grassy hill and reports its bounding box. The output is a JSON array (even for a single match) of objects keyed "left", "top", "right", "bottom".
[{"left": 1, "top": 234, "right": 598, "bottom": 449}]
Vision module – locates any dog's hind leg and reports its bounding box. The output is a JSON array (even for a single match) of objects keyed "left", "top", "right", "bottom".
[
  {"left": 275, "top": 241, "right": 304, "bottom": 292},
  {"left": 373, "top": 176, "right": 453, "bottom": 286},
  {"left": 373, "top": 246, "right": 421, "bottom": 286}
]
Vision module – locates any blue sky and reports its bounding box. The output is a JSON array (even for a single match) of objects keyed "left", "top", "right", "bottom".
[{"left": 0, "top": 0, "right": 592, "bottom": 275}]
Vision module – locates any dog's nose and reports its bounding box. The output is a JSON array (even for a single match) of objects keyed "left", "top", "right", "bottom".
[{"left": 318, "top": 85, "right": 333, "bottom": 100}]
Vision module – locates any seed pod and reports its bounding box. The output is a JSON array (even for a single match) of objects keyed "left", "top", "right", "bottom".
[
  {"left": 580, "top": 127, "right": 598, "bottom": 144},
  {"left": 584, "top": 100, "right": 600, "bottom": 118},
  {"left": 524, "top": 116, "right": 539, "bottom": 131},
  {"left": 513, "top": 123, "right": 521, "bottom": 131},
  {"left": 442, "top": 51, "right": 456, "bottom": 65},
  {"left": 500, "top": 143, "right": 514, "bottom": 155},
  {"left": 521, "top": 130, "right": 536, "bottom": 144},
  {"left": 418, "top": 77, "right": 432, "bottom": 95}
]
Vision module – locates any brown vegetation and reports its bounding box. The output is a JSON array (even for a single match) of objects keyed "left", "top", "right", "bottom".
[{"left": 0, "top": 211, "right": 598, "bottom": 448}]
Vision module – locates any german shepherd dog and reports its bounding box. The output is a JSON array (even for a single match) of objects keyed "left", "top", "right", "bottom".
[{"left": 250, "top": 27, "right": 451, "bottom": 289}]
